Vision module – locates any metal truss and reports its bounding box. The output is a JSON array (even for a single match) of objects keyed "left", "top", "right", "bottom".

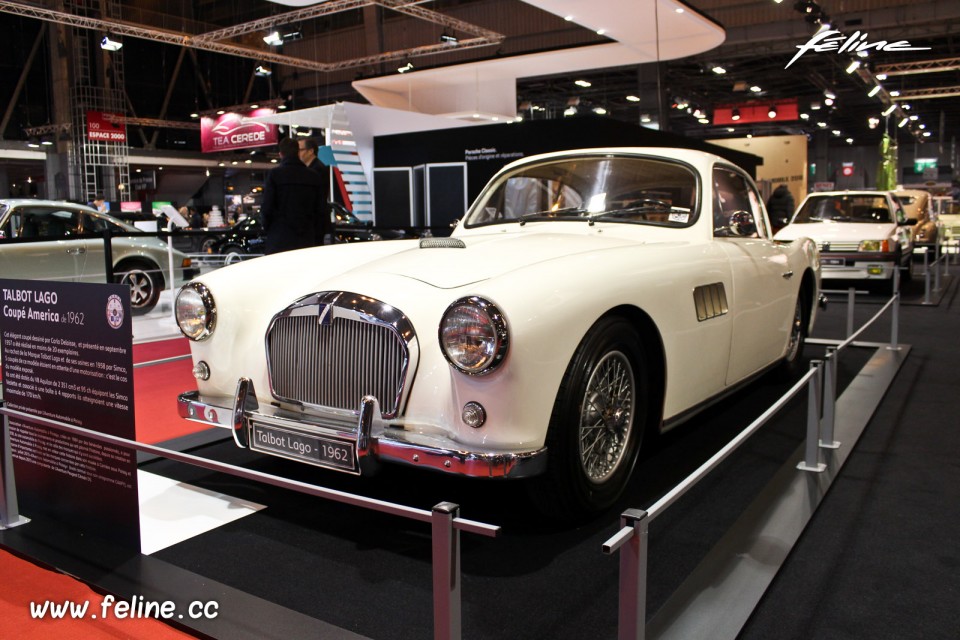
[
  {"left": 875, "top": 57, "right": 960, "bottom": 76},
  {"left": 891, "top": 85, "right": 960, "bottom": 101},
  {"left": 0, "top": 0, "right": 504, "bottom": 73}
]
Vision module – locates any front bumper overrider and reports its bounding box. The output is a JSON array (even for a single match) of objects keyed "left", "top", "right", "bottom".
[{"left": 177, "top": 378, "right": 547, "bottom": 479}]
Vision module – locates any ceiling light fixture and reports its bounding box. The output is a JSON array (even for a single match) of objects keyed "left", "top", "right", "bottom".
[
  {"left": 254, "top": 64, "right": 272, "bottom": 77},
  {"left": 731, "top": 108, "right": 741, "bottom": 121},
  {"left": 397, "top": 62, "right": 414, "bottom": 73},
  {"left": 100, "top": 36, "right": 122, "bottom": 51},
  {"left": 898, "top": 117, "right": 909, "bottom": 128},
  {"left": 626, "top": 95, "right": 640, "bottom": 102},
  {"left": 846, "top": 60, "right": 861, "bottom": 74},
  {"left": 768, "top": 105, "right": 777, "bottom": 118},
  {"left": 712, "top": 66, "right": 726, "bottom": 74},
  {"left": 882, "top": 104, "right": 897, "bottom": 116},
  {"left": 263, "top": 30, "right": 282, "bottom": 46},
  {"left": 440, "top": 33, "right": 458, "bottom": 44},
  {"left": 868, "top": 85, "right": 882, "bottom": 98},
  {"left": 750, "top": 85, "right": 762, "bottom": 93},
  {"left": 575, "top": 79, "right": 592, "bottom": 88},
  {"left": 593, "top": 107, "right": 607, "bottom": 115}
]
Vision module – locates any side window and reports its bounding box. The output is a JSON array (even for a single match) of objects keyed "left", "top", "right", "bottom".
[
  {"left": 1, "top": 212, "right": 18, "bottom": 238},
  {"left": 713, "top": 167, "right": 760, "bottom": 238},
  {"left": 21, "top": 207, "right": 81, "bottom": 238},
  {"left": 79, "top": 212, "right": 112, "bottom": 235}
]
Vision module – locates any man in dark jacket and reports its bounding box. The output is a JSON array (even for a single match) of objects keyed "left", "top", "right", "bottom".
[
  {"left": 766, "top": 184, "right": 796, "bottom": 231},
  {"left": 261, "top": 137, "right": 327, "bottom": 254},
  {"left": 298, "top": 137, "right": 333, "bottom": 244}
]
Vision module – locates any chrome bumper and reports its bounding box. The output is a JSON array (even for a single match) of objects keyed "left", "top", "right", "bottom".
[{"left": 177, "top": 379, "right": 547, "bottom": 479}]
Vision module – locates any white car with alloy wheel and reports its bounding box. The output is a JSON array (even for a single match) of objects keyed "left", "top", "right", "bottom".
[
  {"left": 175, "top": 148, "right": 821, "bottom": 518},
  {"left": 0, "top": 199, "right": 196, "bottom": 313}
]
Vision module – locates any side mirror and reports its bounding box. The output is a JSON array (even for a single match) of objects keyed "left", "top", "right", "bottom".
[
  {"left": 729, "top": 210, "right": 757, "bottom": 237},
  {"left": 0, "top": 230, "right": 5, "bottom": 239}
]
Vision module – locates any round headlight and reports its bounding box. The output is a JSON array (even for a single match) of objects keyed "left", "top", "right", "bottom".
[
  {"left": 176, "top": 282, "right": 216, "bottom": 341},
  {"left": 439, "top": 297, "right": 508, "bottom": 375}
]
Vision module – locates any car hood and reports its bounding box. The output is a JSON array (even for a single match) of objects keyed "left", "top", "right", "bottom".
[
  {"left": 775, "top": 221, "right": 897, "bottom": 242},
  {"left": 207, "top": 228, "right": 651, "bottom": 292}
]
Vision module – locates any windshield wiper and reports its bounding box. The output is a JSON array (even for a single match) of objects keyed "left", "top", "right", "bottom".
[
  {"left": 588, "top": 200, "right": 684, "bottom": 225},
  {"left": 518, "top": 207, "right": 587, "bottom": 225}
]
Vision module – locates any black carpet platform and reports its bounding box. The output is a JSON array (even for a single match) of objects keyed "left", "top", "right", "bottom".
[{"left": 3, "top": 274, "right": 957, "bottom": 639}]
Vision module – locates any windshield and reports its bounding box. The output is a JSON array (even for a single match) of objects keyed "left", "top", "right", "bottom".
[
  {"left": 793, "top": 195, "right": 894, "bottom": 224},
  {"left": 464, "top": 156, "right": 698, "bottom": 227}
]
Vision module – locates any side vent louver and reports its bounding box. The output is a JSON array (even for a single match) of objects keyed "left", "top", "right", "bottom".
[{"left": 693, "top": 283, "right": 729, "bottom": 322}]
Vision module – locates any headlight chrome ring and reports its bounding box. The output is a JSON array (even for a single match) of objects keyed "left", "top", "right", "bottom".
[
  {"left": 176, "top": 282, "right": 217, "bottom": 341},
  {"left": 439, "top": 296, "right": 509, "bottom": 376}
]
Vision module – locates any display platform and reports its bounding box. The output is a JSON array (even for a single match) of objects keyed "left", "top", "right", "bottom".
[{"left": 3, "top": 280, "right": 957, "bottom": 640}]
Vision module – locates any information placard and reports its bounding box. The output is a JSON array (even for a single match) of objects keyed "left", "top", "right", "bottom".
[{"left": 0, "top": 279, "right": 139, "bottom": 550}]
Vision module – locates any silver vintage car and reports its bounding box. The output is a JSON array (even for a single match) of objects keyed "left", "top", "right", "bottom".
[{"left": 0, "top": 199, "right": 196, "bottom": 313}]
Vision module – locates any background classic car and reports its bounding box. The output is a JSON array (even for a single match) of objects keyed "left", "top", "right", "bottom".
[
  {"left": 774, "top": 190, "right": 914, "bottom": 293},
  {"left": 0, "top": 199, "right": 196, "bottom": 313},
  {"left": 176, "top": 148, "right": 821, "bottom": 517}
]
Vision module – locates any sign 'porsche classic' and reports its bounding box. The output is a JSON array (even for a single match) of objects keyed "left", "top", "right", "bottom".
[{"left": 176, "top": 148, "right": 822, "bottom": 517}]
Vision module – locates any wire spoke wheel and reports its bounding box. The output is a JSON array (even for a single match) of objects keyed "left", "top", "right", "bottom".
[
  {"left": 785, "top": 297, "right": 803, "bottom": 362},
  {"left": 578, "top": 350, "right": 636, "bottom": 484}
]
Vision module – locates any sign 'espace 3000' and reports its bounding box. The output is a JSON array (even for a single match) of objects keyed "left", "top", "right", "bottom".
[{"left": 201, "top": 108, "right": 278, "bottom": 153}]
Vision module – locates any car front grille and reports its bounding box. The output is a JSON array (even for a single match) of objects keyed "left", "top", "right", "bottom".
[
  {"left": 265, "top": 292, "right": 415, "bottom": 418},
  {"left": 816, "top": 241, "right": 860, "bottom": 252}
]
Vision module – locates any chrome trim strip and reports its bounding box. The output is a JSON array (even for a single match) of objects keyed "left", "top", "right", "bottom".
[{"left": 177, "top": 389, "right": 547, "bottom": 479}]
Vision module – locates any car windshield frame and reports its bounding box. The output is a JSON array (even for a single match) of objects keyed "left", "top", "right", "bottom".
[
  {"left": 462, "top": 154, "right": 701, "bottom": 229},
  {"left": 792, "top": 194, "right": 895, "bottom": 224}
]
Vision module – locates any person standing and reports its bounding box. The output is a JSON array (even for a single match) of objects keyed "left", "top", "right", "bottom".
[
  {"left": 298, "top": 137, "right": 333, "bottom": 244},
  {"left": 261, "top": 137, "right": 326, "bottom": 254},
  {"left": 766, "top": 184, "right": 796, "bottom": 231}
]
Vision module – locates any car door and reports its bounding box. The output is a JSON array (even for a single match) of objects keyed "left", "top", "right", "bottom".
[
  {"left": 712, "top": 166, "right": 797, "bottom": 385},
  {"left": 75, "top": 210, "right": 125, "bottom": 283},
  {"left": 0, "top": 205, "right": 87, "bottom": 283}
]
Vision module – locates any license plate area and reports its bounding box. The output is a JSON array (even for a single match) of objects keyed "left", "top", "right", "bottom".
[
  {"left": 249, "top": 420, "right": 359, "bottom": 474},
  {"left": 821, "top": 257, "right": 845, "bottom": 266}
]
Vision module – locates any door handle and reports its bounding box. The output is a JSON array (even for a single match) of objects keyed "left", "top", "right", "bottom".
[
  {"left": 66, "top": 247, "right": 86, "bottom": 255},
  {"left": 782, "top": 270, "right": 794, "bottom": 279}
]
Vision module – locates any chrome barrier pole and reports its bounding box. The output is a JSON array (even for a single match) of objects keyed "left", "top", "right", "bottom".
[
  {"left": 819, "top": 349, "right": 840, "bottom": 449},
  {"left": 890, "top": 270, "right": 901, "bottom": 351},
  {"left": 0, "top": 414, "right": 29, "bottom": 529},
  {"left": 923, "top": 249, "right": 932, "bottom": 304},
  {"left": 432, "top": 502, "right": 462, "bottom": 640},
  {"left": 602, "top": 509, "right": 649, "bottom": 640},
  {"left": 934, "top": 244, "right": 942, "bottom": 293},
  {"left": 798, "top": 360, "right": 826, "bottom": 472},
  {"left": 846, "top": 287, "right": 856, "bottom": 339}
]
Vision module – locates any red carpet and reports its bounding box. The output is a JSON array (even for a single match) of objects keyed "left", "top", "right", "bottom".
[
  {"left": 133, "top": 338, "right": 208, "bottom": 444},
  {"left": 0, "top": 550, "right": 196, "bottom": 639}
]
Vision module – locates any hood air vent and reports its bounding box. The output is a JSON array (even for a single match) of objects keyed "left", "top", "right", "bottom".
[{"left": 419, "top": 237, "right": 466, "bottom": 249}]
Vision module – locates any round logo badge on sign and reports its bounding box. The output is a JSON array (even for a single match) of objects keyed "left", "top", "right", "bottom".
[{"left": 106, "top": 294, "right": 125, "bottom": 329}]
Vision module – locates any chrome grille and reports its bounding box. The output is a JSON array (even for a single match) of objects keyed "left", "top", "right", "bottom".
[
  {"left": 817, "top": 241, "right": 860, "bottom": 252},
  {"left": 265, "top": 292, "right": 414, "bottom": 418}
]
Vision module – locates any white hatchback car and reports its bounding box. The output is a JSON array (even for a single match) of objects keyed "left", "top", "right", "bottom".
[{"left": 774, "top": 190, "right": 914, "bottom": 292}]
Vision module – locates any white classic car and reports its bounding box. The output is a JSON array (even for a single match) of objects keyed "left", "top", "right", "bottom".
[
  {"left": 774, "top": 190, "right": 914, "bottom": 293},
  {"left": 176, "top": 148, "right": 821, "bottom": 517},
  {"left": 0, "top": 199, "right": 197, "bottom": 313}
]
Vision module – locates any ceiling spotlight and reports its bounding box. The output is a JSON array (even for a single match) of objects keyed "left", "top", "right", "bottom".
[
  {"left": 817, "top": 121, "right": 828, "bottom": 128},
  {"left": 397, "top": 62, "right": 414, "bottom": 73},
  {"left": 750, "top": 85, "right": 762, "bottom": 93},
  {"left": 800, "top": 113, "right": 810, "bottom": 120},
  {"left": 919, "top": 124, "right": 926, "bottom": 129},
  {"left": 731, "top": 108, "right": 741, "bottom": 121},
  {"left": 564, "top": 106, "right": 577, "bottom": 117},
  {"left": 902, "top": 103, "right": 911, "bottom": 110},
  {"left": 100, "top": 36, "right": 122, "bottom": 51},
  {"left": 575, "top": 79, "right": 592, "bottom": 88},
  {"left": 254, "top": 64, "right": 272, "bottom": 77},
  {"left": 898, "top": 117, "right": 909, "bottom": 128},
  {"left": 263, "top": 30, "right": 282, "bottom": 46},
  {"left": 923, "top": 131, "right": 931, "bottom": 137},
  {"left": 711, "top": 66, "right": 727, "bottom": 74},
  {"left": 640, "top": 114, "right": 652, "bottom": 123},
  {"left": 824, "top": 98, "right": 834, "bottom": 106},
  {"left": 593, "top": 107, "right": 607, "bottom": 115},
  {"left": 910, "top": 115, "right": 919, "bottom": 121},
  {"left": 882, "top": 104, "right": 897, "bottom": 116},
  {"left": 27, "top": 137, "right": 40, "bottom": 148},
  {"left": 440, "top": 33, "right": 458, "bottom": 44},
  {"left": 626, "top": 95, "right": 640, "bottom": 102},
  {"left": 845, "top": 60, "right": 861, "bottom": 74},
  {"left": 727, "top": 127, "right": 735, "bottom": 132},
  {"left": 768, "top": 105, "right": 777, "bottom": 118},
  {"left": 876, "top": 73, "right": 888, "bottom": 80},
  {"left": 189, "top": 112, "right": 199, "bottom": 118},
  {"left": 868, "top": 117, "right": 880, "bottom": 129},
  {"left": 698, "top": 117, "right": 710, "bottom": 124},
  {"left": 596, "top": 29, "right": 606, "bottom": 35},
  {"left": 832, "top": 129, "right": 841, "bottom": 136},
  {"left": 846, "top": 138, "right": 854, "bottom": 144},
  {"left": 868, "top": 85, "right": 881, "bottom": 98},
  {"left": 810, "top": 101, "right": 822, "bottom": 110},
  {"left": 889, "top": 90, "right": 901, "bottom": 97}
]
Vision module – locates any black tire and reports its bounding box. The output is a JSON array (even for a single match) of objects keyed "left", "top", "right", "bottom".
[
  {"left": 776, "top": 293, "right": 808, "bottom": 379},
  {"left": 527, "top": 316, "right": 648, "bottom": 520},
  {"left": 199, "top": 236, "right": 218, "bottom": 254},
  {"left": 116, "top": 260, "right": 162, "bottom": 314}
]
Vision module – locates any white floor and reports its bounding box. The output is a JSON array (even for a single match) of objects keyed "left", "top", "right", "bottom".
[
  {"left": 138, "top": 469, "right": 265, "bottom": 555},
  {"left": 134, "top": 290, "right": 183, "bottom": 343}
]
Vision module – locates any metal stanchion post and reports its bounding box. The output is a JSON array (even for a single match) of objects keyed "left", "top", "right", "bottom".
[
  {"left": 618, "top": 509, "right": 648, "bottom": 640},
  {"left": 1, "top": 414, "right": 30, "bottom": 529},
  {"left": 819, "top": 349, "right": 840, "bottom": 449},
  {"left": 890, "top": 270, "right": 901, "bottom": 351},
  {"left": 923, "top": 249, "right": 932, "bottom": 304},
  {"left": 432, "top": 502, "right": 462, "bottom": 640},
  {"left": 798, "top": 360, "right": 826, "bottom": 472},
  {"left": 935, "top": 244, "right": 942, "bottom": 293},
  {"left": 846, "top": 287, "right": 855, "bottom": 339}
]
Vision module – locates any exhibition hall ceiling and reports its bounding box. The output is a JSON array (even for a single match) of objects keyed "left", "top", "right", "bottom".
[{"left": 0, "top": 0, "right": 958, "bottom": 155}]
